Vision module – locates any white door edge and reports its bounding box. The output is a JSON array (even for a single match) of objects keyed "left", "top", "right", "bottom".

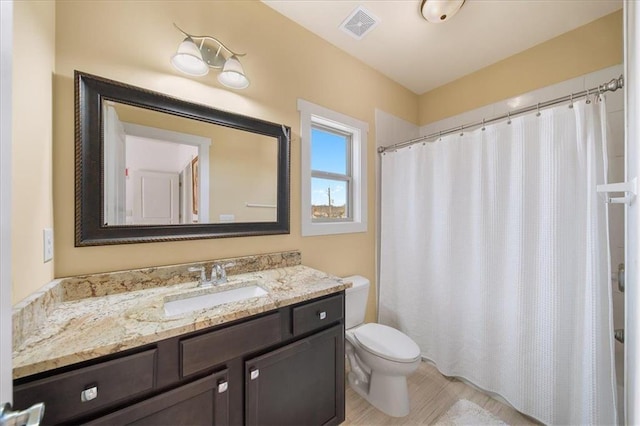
[
  {"left": 624, "top": 0, "right": 639, "bottom": 423},
  {"left": 0, "top": 0, "right": 13, "bottom": 405}
]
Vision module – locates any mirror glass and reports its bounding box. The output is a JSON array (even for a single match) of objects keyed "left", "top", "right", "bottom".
[
  {"left": 103, "top": 101, "right": 278, "bottom": 226},
  {"left": 75, "top": 71, "right": 290, "bottom": 246}
]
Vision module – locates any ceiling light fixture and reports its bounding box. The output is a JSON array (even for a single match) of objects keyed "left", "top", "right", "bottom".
[
  {"left": 420, "top": 0, "right": 465, "bottom": 23},
  {"left": 171, "top": 23, "right": 250, "bottom": 89}
]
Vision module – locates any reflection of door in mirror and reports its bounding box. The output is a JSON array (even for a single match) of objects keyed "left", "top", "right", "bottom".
[{"left": 131, "top": 169, "right": 180, "bottom": 224}]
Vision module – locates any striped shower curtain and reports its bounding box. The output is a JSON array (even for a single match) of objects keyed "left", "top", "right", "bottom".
[{"left": 379, "top": 99, "right": 617, "bottom": 424}]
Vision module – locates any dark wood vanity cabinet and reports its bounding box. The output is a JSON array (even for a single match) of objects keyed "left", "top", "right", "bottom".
[
  {"left": 245, "top": 325, "right": 344, "bottom": 426},
  {"left": 13, "top": 292, "right": 345, "bottom": 426}
]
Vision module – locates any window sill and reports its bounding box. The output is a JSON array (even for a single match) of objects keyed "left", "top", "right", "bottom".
[{"left": 302, "top": 220, "right": 367, "bottom": 237}]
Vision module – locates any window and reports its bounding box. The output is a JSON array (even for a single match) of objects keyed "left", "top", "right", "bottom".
[
  {"left": 298, "top": 99, "right": 368, "bottom": 236},
  {"left": 311, "top": 125, "right": 351, "bottom": 221}
]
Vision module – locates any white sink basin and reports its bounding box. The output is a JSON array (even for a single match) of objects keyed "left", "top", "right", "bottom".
[{"left": 164, "top": 282, "right": 268, "bottom": 317}]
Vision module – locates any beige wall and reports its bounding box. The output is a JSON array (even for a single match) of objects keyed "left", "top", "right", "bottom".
[
  {"left": 49, "top": 0, "right": 418, "bottom": 322},
  {"left": 14, "top": 1, "right": 625, "bottom": 326},
  {"left": 418, "top": 10, "right": 623, "bottom": 126},
  {"left": 208, "top": 127, "right": 278, "bottom": 223},
  {"left": 12, "top": 1, "right": 55, "bottom": 303}
]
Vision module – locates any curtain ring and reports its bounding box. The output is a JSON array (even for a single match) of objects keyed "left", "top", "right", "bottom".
[
  {"left": 481, "top": 118, "right": 486, "bottom": 131},
  {"left": 536, "top": 102, "right": 541, "bottom": 117},
  {"left": 459, "top": 125, "right": 464, "bottom": 137},
  {"left": 507, "top": 112, "right": 511, "bottom": 125},
  {"left": 586, "top": 88, "right": 591, "bottom": 104},
  {"left": 439, "top": 130, "right": 442, "bottom": 141},
  {"left": 569, "top": 93, "right": 574, "bottom": 109}
]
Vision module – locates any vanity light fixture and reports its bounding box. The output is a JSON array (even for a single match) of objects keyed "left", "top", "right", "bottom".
[
  {"left": 420, "top": 0, "right": 465, "bottom": 23},
  {"left": 171, "top": 23, "right": 250, "bottom": 89}
]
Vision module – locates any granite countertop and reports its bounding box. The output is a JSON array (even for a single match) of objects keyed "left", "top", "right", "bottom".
[{"left": 13, "top": 265, "right": 350, "bottom": 380}]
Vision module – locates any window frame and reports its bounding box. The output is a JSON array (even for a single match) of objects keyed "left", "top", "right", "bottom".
[{"left": 298, "top": 99, "right": 368, "bottom": 236}]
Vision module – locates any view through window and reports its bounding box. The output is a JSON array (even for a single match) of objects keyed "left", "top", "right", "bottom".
[{"left": 311, "top": 125, "right": 352, "bottom": 221}]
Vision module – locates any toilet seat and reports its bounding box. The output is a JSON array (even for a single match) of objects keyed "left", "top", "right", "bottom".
[{"left": 353, "top": 323, "right": 421, "bottom": 363}]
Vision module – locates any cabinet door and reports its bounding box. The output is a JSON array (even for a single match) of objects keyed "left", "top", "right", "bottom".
[
  {"left": 245, "top": 324, "right": 344, "bottom": 426},
  {"left": 86, "top": 370, "right": 229, "bottom": 426}
]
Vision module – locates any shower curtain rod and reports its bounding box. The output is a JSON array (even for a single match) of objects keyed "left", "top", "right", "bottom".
[{"left": 378, "top": 75, "right": 624, "bottom": 154}]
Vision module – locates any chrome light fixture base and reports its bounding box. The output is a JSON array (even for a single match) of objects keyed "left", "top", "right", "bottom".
[{"left": 171, "top": 24, "right": 250, "bottom": 89}]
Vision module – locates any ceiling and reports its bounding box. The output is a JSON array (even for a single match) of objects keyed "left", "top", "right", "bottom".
[{"left": 262, "top": 1, "right": 622, "bottom": 95}]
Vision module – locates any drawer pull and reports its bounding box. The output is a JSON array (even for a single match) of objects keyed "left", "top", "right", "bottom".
[
  {"left": 81, "top": 386, "right": 98, "bottom": 402},
  {"left": 250, "top": 368, "right": 259, "bottom": 380},
  {"left": 217, "top": 380, "right": 228, "bottom": 393},
  {"left": 318, "top": 311, "right": 327, "bottom": 320}
]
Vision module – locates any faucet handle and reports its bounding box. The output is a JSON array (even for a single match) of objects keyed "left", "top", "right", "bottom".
[
  {"left": 188, "top": 266, "right": 207, "bottom": 284},
  {"left": 212, "top": 262, "right": 235, "bottom": 283}
]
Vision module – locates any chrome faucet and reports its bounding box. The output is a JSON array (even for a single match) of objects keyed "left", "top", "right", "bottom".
[
  {"left": 188, "top": 266, "right": 212, "bottom": 288},
  {"left": 212, "top": 262, "right": 235, "bottom": 284},
  {"left": 188, "top": 262, "right": 235, "bottom": 287}
]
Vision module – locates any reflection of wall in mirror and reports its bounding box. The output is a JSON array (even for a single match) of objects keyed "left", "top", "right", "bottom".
[
  {"left": 113, "top": 103, "right": 278, "bottom": 224},
  {"left": 208, "top": 126, "right": 278, "bottom": 223}
]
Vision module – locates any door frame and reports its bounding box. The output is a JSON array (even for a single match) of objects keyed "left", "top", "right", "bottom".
[{"left": 0, "top": 0, "right": 13, "bottom": 405}]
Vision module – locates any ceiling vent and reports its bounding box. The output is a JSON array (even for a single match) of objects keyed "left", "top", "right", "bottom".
[{"left": 340, "top": 6, "right": 380, "bottom": 40}]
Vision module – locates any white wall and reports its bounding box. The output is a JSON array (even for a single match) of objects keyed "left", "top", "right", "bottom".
[
  {"left": 374, "top": 109, "right": 419, "bottom": 320},
  {"left": 375, "top": 109, "right": 419, "bottom": 149},
  {"left": 126, "top": 136, "right": 197, "bottom": 173}
]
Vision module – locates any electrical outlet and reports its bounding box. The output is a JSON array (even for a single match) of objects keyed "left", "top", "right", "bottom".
[{"left": 43, "top": 228, "right": 53, "bottom": 263}]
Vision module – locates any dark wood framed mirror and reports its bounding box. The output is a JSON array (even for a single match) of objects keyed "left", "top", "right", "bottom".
[{"left": 75, "top": 71, "right": 290, "bottom": 246}]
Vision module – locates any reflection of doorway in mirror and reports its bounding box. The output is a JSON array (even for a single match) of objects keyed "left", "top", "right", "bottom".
[
  {"left": 124, "top": 136, "right": 198, "bottom": 225},
  {"left": 111, "top": 121, "right": 211, "bottom": 226}
]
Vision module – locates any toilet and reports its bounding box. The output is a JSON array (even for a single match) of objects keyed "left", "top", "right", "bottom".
[{"left": 344, "top": 275, "right": 421, "bottom": 417}]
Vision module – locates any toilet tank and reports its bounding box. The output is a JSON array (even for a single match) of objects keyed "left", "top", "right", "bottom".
[{"left": 343, "top": 275, "right": 370, "bottom": 329}]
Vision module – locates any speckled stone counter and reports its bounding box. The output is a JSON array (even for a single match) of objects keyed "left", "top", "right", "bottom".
[{"left": 12, "top": 251, "right": 350, "bottom": 380}]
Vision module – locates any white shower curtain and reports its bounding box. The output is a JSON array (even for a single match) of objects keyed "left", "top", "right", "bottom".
[{"left": 380, "top": 100, "right": 617, "bottom": 425}]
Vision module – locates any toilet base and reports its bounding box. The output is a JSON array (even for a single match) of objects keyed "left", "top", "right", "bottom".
[{"left": 348, "top": 370, "right": 411, "bottom": 417}]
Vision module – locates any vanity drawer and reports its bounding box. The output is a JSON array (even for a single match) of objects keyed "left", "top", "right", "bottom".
[
  {"left": 292, "top": 293, "right": 344, "bottom": 336},
  {"left": 181, "top": 312, "right": 282, "bottom": 377},
  {"left": 13, "top": 349, "right": 157, "bottom": 425}
]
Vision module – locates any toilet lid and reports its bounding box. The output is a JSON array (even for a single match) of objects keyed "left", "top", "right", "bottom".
[{"left": 353, "top": 323, "right": 421, "bottom": 363}]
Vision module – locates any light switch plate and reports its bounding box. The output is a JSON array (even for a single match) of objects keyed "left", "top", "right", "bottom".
[{"left": 43, "top": 228, "right": 53, "bottom": 263}]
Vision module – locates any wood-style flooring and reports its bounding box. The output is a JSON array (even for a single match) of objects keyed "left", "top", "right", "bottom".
[{"left": 343, "top": 361, "right": 540, "bottom": 425}]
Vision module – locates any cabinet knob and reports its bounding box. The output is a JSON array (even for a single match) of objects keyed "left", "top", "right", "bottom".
[
  {"left": 318, "top": 311, "right": 327, "bottom": 320},
  {"left": 250, "top": 368, "right": 260, "bottom": 380},
  {"left": 81, "top": 386, "right": 98, "bottom": 402},
  {"left": 217, "top": 380, "right": 228, "bottom": 393}
]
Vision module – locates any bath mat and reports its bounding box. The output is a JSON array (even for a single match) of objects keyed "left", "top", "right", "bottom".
[{"left": 434, "top": 399, "right": 508, "bottom": 425}]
